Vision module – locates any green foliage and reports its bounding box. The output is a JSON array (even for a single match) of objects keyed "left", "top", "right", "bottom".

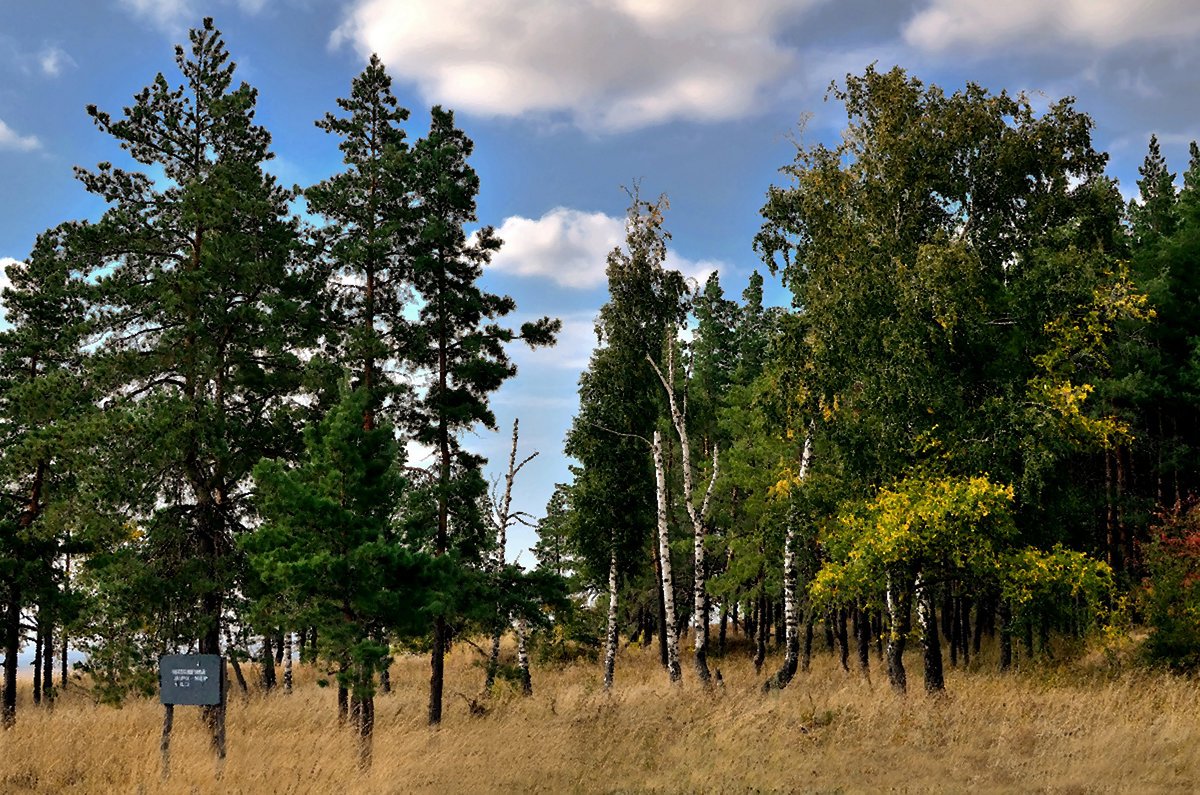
[
  {"left": 812, "top": 474, "right": 1018, "bottom": 608},
  {"left": 246, "top": 383, "right": 439, "bottom": 698}
]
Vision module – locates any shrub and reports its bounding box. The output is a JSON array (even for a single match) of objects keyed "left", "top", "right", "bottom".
[{"left": 1141, "top": 500, "right": 1200, "bottom": 670}]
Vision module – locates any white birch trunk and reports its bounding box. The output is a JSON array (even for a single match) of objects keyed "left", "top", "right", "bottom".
[
  {"left": 885, "top": 571, "right": 911, "bottom": 693},
  {"left": 516, "top": 617, "right": 532, "bottom": 696},
  {"left": 767, "top": 431, "right": 813, "bottom": 690},
  {"left": 915, "top": 574, "right": 944, "bottom": 693},
  {"left": 283, "top": 632, "right": 293, "bottom": 694},
  {"left": 603, "top": 549, "right": 619, "bottom": 691},
  {"left": 487, "top": 419, "right": 538, "bottom": 693},
  {"left": 647, "top": 352, "right": 718, "bottom": 685},
  {"left": 653, "top": 430, "right": 682, "bottom": 683}
]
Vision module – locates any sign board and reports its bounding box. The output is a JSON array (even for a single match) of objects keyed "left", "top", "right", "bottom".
[{"left": 159, "top": 654, "right": 223, "bottom": 706}]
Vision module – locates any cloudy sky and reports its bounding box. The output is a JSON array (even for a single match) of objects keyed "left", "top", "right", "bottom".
[{"left": 2, "top": 0, "right": 1199, "bottom": 560}]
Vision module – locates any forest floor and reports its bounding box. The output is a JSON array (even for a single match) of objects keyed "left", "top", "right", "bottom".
[{"left": 1, "top": 634, "right": 1198, "bottom": 793}]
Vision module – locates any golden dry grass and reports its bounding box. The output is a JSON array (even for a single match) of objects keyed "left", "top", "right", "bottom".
[{"left": 2, "top": 636, "right": 1199, "bottom": 793}]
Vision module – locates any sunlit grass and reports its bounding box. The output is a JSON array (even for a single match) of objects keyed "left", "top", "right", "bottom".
[{"left": 2, "top": 633, "right": 1197, "bottom": 792}]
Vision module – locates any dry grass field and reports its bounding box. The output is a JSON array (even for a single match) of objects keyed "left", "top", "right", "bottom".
[{"left": 2, "top": 636, "right": 1198, "bottom": 793}]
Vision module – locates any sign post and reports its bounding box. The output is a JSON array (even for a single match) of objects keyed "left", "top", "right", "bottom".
[{"left": 158, "top": 654, "right": 224, "bottom": 779}]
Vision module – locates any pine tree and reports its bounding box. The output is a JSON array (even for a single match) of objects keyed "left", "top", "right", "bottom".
[
  {"left": 305, "top": 54, "right": 415, "bottom": 429},
  {"left": 0, "top": 226, "right": 91, "bottom": 728},
  {"left": 69, "top": 19, "right": 323, "bottom": 747},
  {"left": 404, "top": 106, "right": 558, "bottom": 724},
  {"left": 247, "top": 384, "right": 435, "bottom": 767}
]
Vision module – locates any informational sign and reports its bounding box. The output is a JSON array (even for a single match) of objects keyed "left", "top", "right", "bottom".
[{"left": 159, "top": 654, "right": 223, "bottom": 706}]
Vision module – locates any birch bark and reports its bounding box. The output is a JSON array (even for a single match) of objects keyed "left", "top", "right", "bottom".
[
  {"left": 653, "top": 430, "right": 682, "bottom": 683},
  {"left": 647, "top": 352, "right": 719, "bottom": 686},
  {"left": 766, "top": 431, "right": 813, "bottom": 690},
  {"left": 915, "top": 575, "right": 944, "bottom": 693},
  {"left": 516, "top": 617, "right": 532, "bottom": 696},
  {"left": 603, "top": 549, "right": 620, "bottom": 690}
]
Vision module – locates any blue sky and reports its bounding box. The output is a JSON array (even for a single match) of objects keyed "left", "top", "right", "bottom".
[{"left": 2, "top": 0, "right": 1200, "bottom": 562}]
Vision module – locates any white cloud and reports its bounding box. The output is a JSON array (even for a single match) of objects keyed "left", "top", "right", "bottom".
[
  {"left": 38, "top": 46, "right": 74, "bottom": 76},
  {"left": 488, "top": 207, "right": 727, "bottom": 290},
  {"left": 905, "top": 0, "right": 1200, "bottom": 53},
  {"left": 491, "top": 208, "right": 623, "bottom": 289},
  {"left": 119, "top": 0, "right": 271, "bottom": 32},
  {"left": 0, "top": 119, "right": 40, "bottom": 152},
  {"left": 331, "top": 0, "right": 823, "bottom": 132}
]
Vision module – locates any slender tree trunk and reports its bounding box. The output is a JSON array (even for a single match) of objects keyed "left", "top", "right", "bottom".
[
  {"left": 516, "top": 617, "right": 532, "bottom": 696},
  {"left": 753, "top": 593, "right": 767, "bottom": 673},
  {"left": 718, "top": 602, "right": 728, "bottom": 656},
  {"left": 653, "top": 431, "right": 682, "bottom": 683},
  {"left": 855, "top": 606, "right": 871, "bottom": 676},
  {"left": 1118, "top": 445, "right": 1133, "bottom": 570},
  {"left": 338, "top": 662, "right": 349, "bottom": 726},
  {"left": 835, "top": 608, "right": 850, "bottom": 672},
  {"left": 916, "top": 575, "right": 944, "bottom": 693},
  {"left": 652, "top": 543, "right": 668, "bottom": 668},
  {"left": 487, "top": 623, "right": 502, "bottom": 693},
  {"left": 261, "top": 634, "right": 276, "bottom": 691},
  {"left": 355, "top": 668, "right": 374, "bottom": 769},
  {"left": 224, "top": 628, "right": 248, "bottom": 694},
  {"left": 32, "top": 615, "right": 43, "bottom": 705},
  {"left": 958, "top": 596, "right": 971, "bottom": 667},
  {"left": 603, "top": 549, "right": 619, "bottom": 691},
  {"left": 3, "top": 588, "right": 20, "bottom": 729},
  {"left": 885, "top": 572, "right": 912, "bottom": 693},
  {"left": 41, "top": 623, "right": 53, "bottom": 704},
  {"left": 283, "top": 632, "right": 293, "bottom": 694},
  {"left": 766, "top": 437, "right": 811, "bottom": 689},
  {"left": 1104, "top": 446, "right": 1116, "bottom": 569},
  {"left": 648, "top": 354, "right": 718, "bottom": 687},
  {"left": 998, "top": 600, "right": 1013, "bottom": 672},
  {"left": 801, "top": 615, "right": 814, "bottom": 672},
  {"left": 767, "top": 523, "right": 800, "bottom": 689}
]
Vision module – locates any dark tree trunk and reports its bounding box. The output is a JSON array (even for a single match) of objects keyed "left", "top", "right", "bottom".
[
  {"left": 753, "top": 594, "right": 767, "bottom": 673},
  {"left": 855, "top": 606, "right": 871, "bottom": 675},
  {"left": 3, "top": 588, "right": 20, "bottom": 729},
  {"left": 774, "top": 599, "right": 785, "bottom": 650},
  {"left": 32, "top": 616, "right": 43, "bottom": 705},
  {"left": 274, "top": 633, "right": 285, "bottom": 665},
  {"left": 885, "top": 576, "right": 913, "bottom": 693},
  {"left": 801, "top": 616, "right": 814, "bottom": 672},
  {"left": 948, "top": 594, "right": 959, "bottom": 668},
  {"left": 973, "top": 593, "right": 986, "bottom": 655},
  {"left": 357, "top": 691, "right": 374, "bottom": 769},
  {"left": 718, "top": 601, "right": 728, "bottom": 655},
  {"left": 917, "top": 580, "right": 944, "bottom": 693},
  {"left": 653, "top": 544, "right": 668, "bottom": 669},
  {"left": 337, "top": 663, "right": 349, "bottom": 726},
  {"left": 958, "top": 595, "right": 971, "bottom": 667},
  {"left": 428, "top": 616, "right": 446, "bottom": 724},
  {"left": 41, "top": 624, "right": 53, "bottom": 704},
  {"left": 998, "top": 600, "right": 1013, "bottom": 671},
  {"left": 835, "top": 608, "right": 850, "bottom": 672},
  {"left": 261, "top": 634, "right": 276, "bottom": 691},
  {"left": 224, "top": 627, "right": 248, "bottom": 694}
]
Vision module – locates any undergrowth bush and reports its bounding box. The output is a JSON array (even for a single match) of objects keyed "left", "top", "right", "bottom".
[{"left": 1141, "top": 500, "right": 1200, "bottom": 670}]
